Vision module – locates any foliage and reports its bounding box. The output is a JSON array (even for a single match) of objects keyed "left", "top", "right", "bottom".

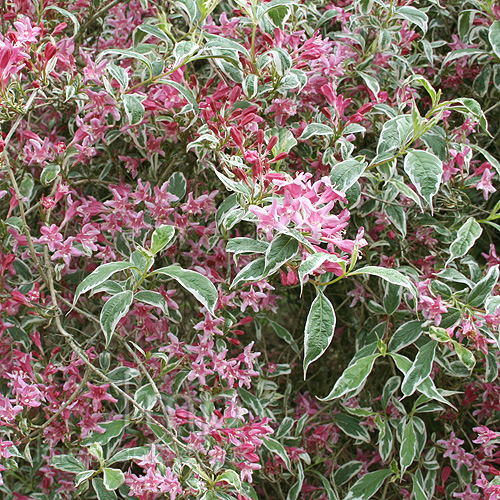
[{"left": 1, "top": 0, "right": 500, "bottom": 499}]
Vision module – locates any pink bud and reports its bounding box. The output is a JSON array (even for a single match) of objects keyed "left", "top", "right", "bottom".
[
  {"left": 265, "top": 135, "right": 278, "bottom": 154},
  {"left": 230, "top": 127, "right": 244, "bottom": 149},
  {"left": 286, "top": 269, "right": 298, "bottom": 286}
]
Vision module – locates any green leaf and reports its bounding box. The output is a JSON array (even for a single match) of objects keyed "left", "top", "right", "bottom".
[
  {"left": 334, "top": 461, "right": 364, "bottom": 486},
  {"left": 51, "top": 455, "right": 86, "bottom": 473},
  {"left": 350, "top": 266, "right": 417, "bottom": 297},
  {"left": 135, "top": 383, "right": 157, "bottom": 410},
  {"left": 135, "top": 23, "right": 172, "bottom": 46},
  {"left": 382, "top": 376, "right": 401, "bottom": 409},
  {"left": 386, "top": 205, "right": 406, "bottom": 238},
  {"left": 107, "top": 63, "right": 129, "bottom": 92},
  {"left": 257, "top": 0, "right": 294, "bottom": 20},
  {"left": 395, "top": 6, "right": 428, "bottom": 32},
  {"left": 428, "top": 326, "right": 451, "bottom": 343},
  {"left": 108, "top": 446, "right": 150, "bottom": 465},
  {"left": 107, "top": 366, "right": 141, "bottom": 384},
  {"left": 19, "top": 174, "right": 34, "bottom": 200},
  {"left": 474, "top": 64, "right": 492, "bottom": 97},
  {"left": 303, "top": 292, "right": 336, "bottom": 378},
  {"left": 74, "top": 262, "right": 134, "bottom": 304},
  {"left": 103, "top": 468, "right": 125, "bottom": 490},
  {"left": 298, "top": 253, "right": 346, "bottom": 290},
  {"left": 216, "top": 469, "right": 241, "bottom": 490},
  {"left": 335, "top": 414, "right": 370, "bottom": 443},
  {"left": 376, "top": 115, "right": 412, "bottom": 155},
  {"left": 82, "top": 420, "right": 129, "bottom": 447},
  {"left": 176, "top": 0, "right": 201, "bottom": 23},
  {"left": 122, "top": 94, "right": 145, "bottom": 126},
  {"left": 454, "top": 342, "right": 476, "bottom": 371},
  {"left": 320, "top": 354, "right": 380, "bottom": 401},
  {"left": 87, "top": 443, "right": 104, "bottom": 461},
  {"left": 392, "top": 353, "right": 454, "bottom": 407},
  {"left": 205, "top": 33, "right": 251, "bottom": 59},
  {"left": 489, "top": 21, "right": 500, "bottom": 59},
  {"left": 401, "top": 341, "right": 437, "bottom": 396},
  {"left": 299, "top": 123, "right": 334, "bottom": 140},
  {"left": 230, "top": 258, "right": 266, "bottom": 289},
  {"left": 378, "top": 420, "right": 393, "bottom": 461},
  {"left": 421, "top": 126, "right": 447, "bottom": 160},
  {"left": 267, "top": 48, "right": 292, "bottom": 76},
  {"left": 216, "top": 193, "right": 239, "bottom": 226},
  {"left": 344, "top": 470, "right": 393, "bottom": 500},
  {"left": 264, "top": 233, "right": 299, "bottom": 275},
  {"left": 411, "top": 76, "right": 437, "bottom": 106},
  {"left": 153, "top": 265, "right": 218, "bottom": 314},
  {"left": 329, "top": 159, "right": 366, "bottom": 192},
  {"left": 314, "top": 471, "right": 339, "bottom": 500},
  {"left": 388, "top": 178, "right": 423, "bottom": 210},
  {"left": 383, "top": 282, "right": 403, "bottom": 315},
  {"left": 242, "top": 74, "right": 258, "bottom": 98},
  {"left": 40, "top": 164, "right": 61, "bottom": 185},
  {"left": 100, "top": 291, "right": 133, "bottom": 347},
  {"left": 287, "top": 480, "right": 302, "bottom": 500},
  {"left": 134, "top": 291, "right": 169, "bottom": 315},
  {"left": 150, "top": 225, "right": 176, "bottom": 255},
  {"left": 239, "top": 387, "right": 264, "bottom": 415},
  {"left": 130, "top": 249, "right": 151, "bottom": 274},
  {"left": 447, "top": 217, "right": 482, "bottom": 265},
  {"left": 486, "top": 350, "right": 499, "bottom": 382},
  {"left": 167, "top": 171, "right": 187, "bottom": 200},
  {"left": 93, "top": 478, "right": 117, "bottom": 500},
  {"left": 403, "top": 149, "right": 442, "bottom": 211},
  {"left": 388, "top": 321, "right": 423, "bottom": 352},
  {"left": 75, "top": 470, "right": 95, "bottom": 487},
  {"left": 412, "top": 476, "right": 427, "bottom": 500},
  {"left": 262, "top": 437, "right": 291, "bottom": 471},
  {"left": 359, "top": 71, "right": 380, "bottom": 99},
  {"left": 467, "top": 265, "right": 499, "bottom": 307},
  {"left": 400, "top": 418, "right": 417, "bottom": 474},
  {"left": 226, "top": 238, "right": 269, "bottom": 256},
  {"left": 173, "top": 40, "right": 199, "bottom": 66},
  {"left": 268, "top": 320, "right": 299, "bottom": 353}
]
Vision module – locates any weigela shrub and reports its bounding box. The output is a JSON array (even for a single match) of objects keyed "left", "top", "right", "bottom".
[{"left": 1, "top": 0, "right": 500, "bottom": 499}]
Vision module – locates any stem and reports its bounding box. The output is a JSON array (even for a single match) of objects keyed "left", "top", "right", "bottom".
[
  {"left": 74, "top": 0, "right": 129, "bottom": 45},
  {"left": 2, "top": 91, "right": 49, "bottom": 287},
  {"left": 24, "top": 370, "right": 89, "bottom": 442}
]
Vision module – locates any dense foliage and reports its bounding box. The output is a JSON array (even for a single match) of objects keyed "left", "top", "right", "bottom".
[{"left": 2, "top": 0, "right": 500, "bottom": 498}]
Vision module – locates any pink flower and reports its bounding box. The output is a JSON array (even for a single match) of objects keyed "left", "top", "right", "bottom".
[
  {"left": 265, "top": 98, "right": 297, "bottom": 126},
  {"left": 437, "top": 432, "right": 464, "bottom": 458},
  {"left": 36, "top": 224, "right": 63, "bottom": 252},
  {"left": 249, "top": 199, "right": 289, "bottom": 240},
  {"left": 82, "top": 383, "right": 118, "bottom": 411},
  {"left": 13, "top": 17, "right": 41, "bottom": 44},
  {"left": 453, "top": 484, "right": 482, "bottom": 500},
  {"left": 0, "top": 39, "right": 28, "bottom": 89},
  {"left": 51, "top": 237, "right": 83, "bottom": 266},
  {"left": 236, "top": 461, "right": 261, "bottom": 482},
  {"left": 76, "top": 224, "right": 101, "bottom": 252},
  {"left": 0, "top": 439, "right": 13, "bottom": 459},
  {"left": 476, "top": 168, "right": 496, "bottom": 200},
  {"left": 208, "top": 445, "right": 226, "bottom": 466}
]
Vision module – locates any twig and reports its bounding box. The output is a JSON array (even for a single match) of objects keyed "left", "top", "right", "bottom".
[
  {"left": 74, "top": 0, "right": 129, "bottom": 45},
  {"left": 24, "top": 370, "right": 89, "bottom": 442},
  {"left": 2, "top": 90, "right": 49, "bottom": 287}
]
